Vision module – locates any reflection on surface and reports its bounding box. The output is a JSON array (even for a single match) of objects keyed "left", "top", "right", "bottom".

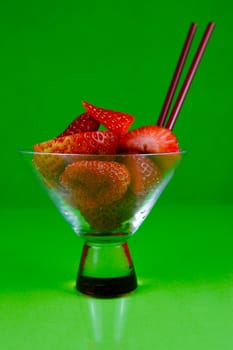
[
  {"left": 1, "top": 278, "right": 233, "bottom": 350},
  {"left": 76, "top": 276, "right": 233, "bottom": 349},
  {"left": 80, "top": 294, "right": 132, "bottom": 347}
]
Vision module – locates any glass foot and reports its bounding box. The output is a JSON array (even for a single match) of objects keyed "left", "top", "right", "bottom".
[{"left": 76, "top": 242, "right": 137, "bottom": 298}]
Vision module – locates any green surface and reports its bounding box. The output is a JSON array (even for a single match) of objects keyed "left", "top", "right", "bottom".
[
  {"left": 1, "top": 206, "right": 233, "bottom": 349},
  {"left": 1, "top": 0, "right": 233, "bottom": 349}
]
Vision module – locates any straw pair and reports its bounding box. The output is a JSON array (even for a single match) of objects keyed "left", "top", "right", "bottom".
[{"left": 157, "top": 22, "right": 215, "bottom": 130}]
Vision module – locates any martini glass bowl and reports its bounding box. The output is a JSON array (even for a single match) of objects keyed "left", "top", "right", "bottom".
[{"left": 20, "top": 151, "right": 184, "bottom": 297}]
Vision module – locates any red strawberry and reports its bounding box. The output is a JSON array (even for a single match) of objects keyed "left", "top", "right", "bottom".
[
  {"left": 78, "top": 191, "right": 137, "bottom": 232},
  {"left": 154, "top": 153, "right": 182, "bottom": 174},
  {"left": 58, "top": 112, "right": 100, "bottom": 137},
  {"left": 34, "top": 130, "right": 118, "bottom": 155},
  {"left": 119, "top": 126, "right": 179, "bottom": 153},
  {"left": 33, "top": 153, "right": 66, "bottom": 188},
  {"left": 60, "top": 160, "right": 131, "bottom": 208},
  {"left": 82, "top": 101, "right": 135, "bottom": 136},
  {"left": 123, "top": 155, "right": 161, "bottom": 196}
]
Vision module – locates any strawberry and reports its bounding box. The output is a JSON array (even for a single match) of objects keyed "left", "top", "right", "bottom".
[
  {"left": 60, "top": 160, "right": 131, "bottom": 208},
  {"left": 34, "top": 130, "right": 118, "bottom": 155},
  {"left": 82, "top": 101, "right": 135, "bottom": 136},
  {"left": 78, "top": 190, "right": 137, "bottom": 232},
  {"left": 122, "top": 155, "right": 161, "bottom": 196},
  {"left": 119, "top": 125, "right": 179, "bottom": 153},
  {"left": 58, "top": 112, "right": 100, "bottom": 137},
  {"left": 33, "top": 153, "right": 66, "bottom": 188},
  {"left": 154, "top": 153, "right": 182, "bottom": 174}
]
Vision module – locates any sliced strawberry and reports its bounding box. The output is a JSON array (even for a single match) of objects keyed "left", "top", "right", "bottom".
[
  {"left": 123, "top": 155, "right": 161, "bottom": 196},
  {"left": 34, "top": 130, "right": 118, "bottom": 155},
  {"left": 119, "top": 125, "right": 179, "bottom": 153},
  {"left": 60, "top": 160, "right": 131, "bottom": 208},
  {"left": 82, "top": 101, "right": 135, "bottom": 136},
  {"left": 58, "top": 112, "right": 100, "bottom": 137}
]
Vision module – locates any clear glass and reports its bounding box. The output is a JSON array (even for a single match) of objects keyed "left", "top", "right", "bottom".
[{"left": 20, "top": 151, "right": 184, "bottom": 297}]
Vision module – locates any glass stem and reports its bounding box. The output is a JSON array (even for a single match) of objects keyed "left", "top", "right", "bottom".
[{"left": 76, "top": 241, "right": 137, "bottom": 297}]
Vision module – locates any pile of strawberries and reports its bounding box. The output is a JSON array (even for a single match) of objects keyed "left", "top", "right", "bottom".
[{"left": 33, "top": 101, "right": 180, "bottom": 231}]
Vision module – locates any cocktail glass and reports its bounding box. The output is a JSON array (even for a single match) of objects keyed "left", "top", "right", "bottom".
[{"left": 20, "top": 151, "right": 184, "bottom": 297}]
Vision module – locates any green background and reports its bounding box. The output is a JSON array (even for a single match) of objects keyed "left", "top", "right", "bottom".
[{"left": 1, "top": 0, "right": 233, "bottom": 349}]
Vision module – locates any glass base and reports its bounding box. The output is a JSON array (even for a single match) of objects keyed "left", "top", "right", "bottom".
[{"left": 76, "top": 242, "right": 137, "bottom": 298}]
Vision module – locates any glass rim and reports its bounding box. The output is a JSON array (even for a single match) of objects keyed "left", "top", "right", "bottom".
[{"left": 18, "top": 149, "right": 187, "bottom": 157}]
